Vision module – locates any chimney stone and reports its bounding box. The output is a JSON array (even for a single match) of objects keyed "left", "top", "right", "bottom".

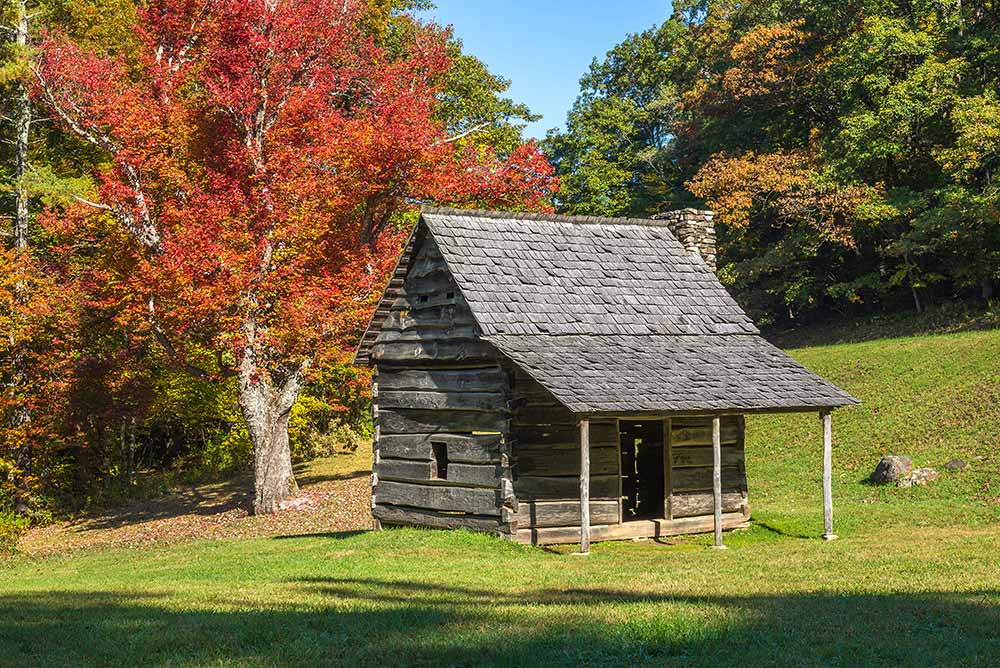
[{"left": 653, "top": 208, "right": 717, "bottom": 272}]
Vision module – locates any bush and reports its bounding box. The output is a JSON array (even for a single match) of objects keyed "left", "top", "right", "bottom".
[{"left": 0, "top": 512, "right": 30, "bottom": 557}]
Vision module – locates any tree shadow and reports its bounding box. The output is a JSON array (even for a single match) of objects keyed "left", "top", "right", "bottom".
[
  {"left": 754, "top": 522, "right": 814, "bottom": 539},
  {"left": 1, "top": 580, "right": 996, "bottom": 667},
  {"left": 72, "top": 477, "right": 253, "bottom": 532}
]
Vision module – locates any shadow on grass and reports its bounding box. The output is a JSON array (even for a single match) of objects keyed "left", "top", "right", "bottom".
[
  {"left": 272, "top": 530, "right": 367, "bottom": 541},
  {"left": 1, "top": 580, "right": 997, "bottom": 667},
  {"left": 75, "top": 476, "right": 252, "bottom": 532}
]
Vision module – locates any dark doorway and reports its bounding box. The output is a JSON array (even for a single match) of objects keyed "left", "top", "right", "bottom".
[{"left": 619, "top": 421, "right": 665, "bottom": 520}]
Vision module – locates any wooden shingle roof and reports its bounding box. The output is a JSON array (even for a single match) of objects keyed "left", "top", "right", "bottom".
[{"left": 357, "top": 207, "right": 858, "bottom": 413}]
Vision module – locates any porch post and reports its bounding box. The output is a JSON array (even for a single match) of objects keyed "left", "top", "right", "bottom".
[
  {"left": 822, "top": 410, "right": 837, "bottom": 541},
  {"left": 579, "top": 417, "right": 591, "bottom": 554},
  {"left": 711, "top": 415, "right": 726, "bottom": 549}
]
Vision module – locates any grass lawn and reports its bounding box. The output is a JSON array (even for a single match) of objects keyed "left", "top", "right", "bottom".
[{"left": 2, "top": 325, "right": 999, "bottom": 667}]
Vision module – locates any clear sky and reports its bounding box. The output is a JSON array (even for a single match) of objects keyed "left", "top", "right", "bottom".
[{"left": 419, "top": 2, "right": 672, "bottom": 140}]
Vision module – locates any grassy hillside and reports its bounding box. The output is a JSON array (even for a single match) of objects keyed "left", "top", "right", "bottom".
[{"left": 2, "top": 326, "right": 999, "bottom": 667}]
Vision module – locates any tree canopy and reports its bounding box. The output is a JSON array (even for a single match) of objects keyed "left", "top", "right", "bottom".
[{"left": 546, "top": 0, "right": 1000, "bottom": 324}]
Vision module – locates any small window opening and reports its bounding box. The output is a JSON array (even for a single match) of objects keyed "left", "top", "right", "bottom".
[
  {"left": 418, "top": 295, "right": 429, "bottom": 303},
  {"left": 431, "top": 442, "right": 449, "bottom": 480},
  {"left": 446, "top": 291, "right": 455, "bottom": 299}
]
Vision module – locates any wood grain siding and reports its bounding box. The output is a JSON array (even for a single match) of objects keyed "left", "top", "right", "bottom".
[
  {"left": 668, "top": 415, "right": 749, "bottom": 518},
  {"left": 371, "top": 231, "right": 510, "bottom": 534}
]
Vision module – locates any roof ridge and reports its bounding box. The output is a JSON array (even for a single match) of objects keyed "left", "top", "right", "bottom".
[{"left": 420, "top": 205, "right": 690, "bottom": 229}]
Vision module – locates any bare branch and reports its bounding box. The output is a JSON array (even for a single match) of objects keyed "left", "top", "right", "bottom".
[{"left": 433, "top": 122, "right": 492, "bottom": 147}]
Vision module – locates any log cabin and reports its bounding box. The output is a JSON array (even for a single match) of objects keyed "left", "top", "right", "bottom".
[{"left": 354, "top": 207, "right": 858, "bottom": 550}]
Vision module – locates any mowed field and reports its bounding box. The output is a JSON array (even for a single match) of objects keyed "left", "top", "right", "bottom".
[{"left": 2, "top": 325, "right": 999, "bottom": 667}]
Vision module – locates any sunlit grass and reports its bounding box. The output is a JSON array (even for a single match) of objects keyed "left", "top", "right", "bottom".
[{"left": 1, "top": 326, "right": 999, "bottom": 667}]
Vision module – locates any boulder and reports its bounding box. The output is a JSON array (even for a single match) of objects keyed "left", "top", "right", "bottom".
[
  {"left": 944, "top": 459, "right": 968, "bottom": 471},
  {"left": 869, "top": 455, "right": 914, "bottom": 485},
  {"left": 908, "top": 467, "right": 940, "bottom": 486}
]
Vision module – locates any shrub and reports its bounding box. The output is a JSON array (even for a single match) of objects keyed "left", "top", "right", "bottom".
[{"left": 0, "top": 512, "right": 30, "bottom": 557}]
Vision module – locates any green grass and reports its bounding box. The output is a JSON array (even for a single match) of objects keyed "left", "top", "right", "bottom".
[{"left": 2, "top": 326, "right": 999, "bottom": 667}]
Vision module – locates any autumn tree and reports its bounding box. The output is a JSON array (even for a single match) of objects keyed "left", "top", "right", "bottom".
[
  {"left": 35, "top": 0, "right": 555, "bottom": 514},
  {"left": 548, "top": 0, "right": 1000, "bottom": 323}
]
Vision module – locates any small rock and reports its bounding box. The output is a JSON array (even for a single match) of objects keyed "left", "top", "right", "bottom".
[
  {"left": 908, "top": 467, "right": 940, "bottom": 486},
  {"left": 870, "top": 455, "right": 914, "bottom": 485},
  {"left": 944, "top": 459, "right": 968, "bottom": 471}
]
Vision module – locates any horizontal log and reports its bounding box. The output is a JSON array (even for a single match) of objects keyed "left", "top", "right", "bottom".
[
  {"left": 378, "top": 408, "right": 507, "bottom": 435},
  {"left": 378, "top": 390, "right": 507, "bottom": 413},
  {"left": 516, "top": 446, "right": 618, "bottom": 476},
  {"left": 376, "top": 326, "right": 481, "bottom": 344},
  {"left": 447, "top": 463, "right": 501, "bottom": 487},
  {"left": 670, "top": 491, "right": 747, "bottom": 518},
  {"left": 375, "top": 460, "right": 499, "bottom": 488},
  {"left": 372, "top": 338, "right": 498, "bottom": 366},
  {"left": 372, "top": 505, "right": 500, "bottom": 533},
  {"left": 377, "top": 433, "right": 502, "bottom": 463},
  {"left": 671, "top": 446, "right": 744, "bottom": 468},
  {"left": 515, "top": 511, "right": 750, "bottom": 546},
  {"left": 377, "top": 368, "right": 505, "bottom": 393},
  {"left": 374, "top": 480, "right": 499, "bottom": 515},
  {"left": 671, "top": 466, "right": 745, "bottom": 492},
  {"left": 376, "top": 459, "right": 434, "bottom": 481},
  {"left": 671, "top": 422, "right": 741, "bottom": 447},
  {"left": 514, "top": 422, "right": 618, "bottom": 446},
  {"left": 513, "top": 406, "right": 577, "bottom": 426},
  {"left": 514, "top": 500, "right": 620, "bottom": 528},
  {"left": 381, "top": 306, "right": 478, "bottom": 332},
  {"left": 513, "top": 474, "right": 618, "bottom": 500}
]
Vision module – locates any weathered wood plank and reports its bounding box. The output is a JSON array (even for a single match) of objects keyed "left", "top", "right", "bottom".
[
  {"left": 671, "top": 446, "right": 744, "bottom": 468},
  {"left": 377, "top": 368, "right": 505, "bottom": 393},
  {"left": 378, "top": 408, "right": 507, "bottom": 435},
  {"left": 374, "top": 480, "right": 499, "bottom": 515},
  {"left": 378, "top": 390, "right": 507, "bottom": 413},
  {"left": 515, "top": 512, "right": 751, "bottom": 546},
  {"left": 372, "top": 339, "right": 498, "bottom": 365},
  {"left": 514, "top": 422, "right": 618, "bottom": 446},
  {"left": 671, "top": 422, "right": 741, "bottom": 447},
  {"left": 372, "top": 504, "right": 500, "bottom": 532},
  {"left": 377, "top": 433, "right": 502, "bottom": 463},
  {"left": 447, "top": 463, "right": 500, "bottom": 487},
  {"left": 513, "top": 500, "right": 620, "bottom": 528},
  {"left": 376, "top": 459, "right": 498, "bottom": 488},
  {"left": 513, "top": 406, "right": 577, "bottom": 426},
  {"left": 671, "top": 466, "right": 745, "bottom": 492},
  {"left": 513, "top": 474, "right": 618, "bottom": 500},
  {"left": 579, "top": 419, "right": 591, "bottom": 553},
  {"left": 381, "top": 306, "right": 478, "bottom": 332},
  {"left": 516, "top": 446, "right": 618, "bottom": 476},
  {"left": 670, "top": 491, "right": 746, "bottom": 518},
  {"left": 375, "top": 326, "right": 481, "bottom": 343},
  {"left": 375, "top": 459, "right": 434, "bottom": 481}
]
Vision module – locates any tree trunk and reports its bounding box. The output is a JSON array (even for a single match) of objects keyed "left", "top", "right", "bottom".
[
  {"left": 13, "top": 0, "right": 30, "bottom": 250},
  {"left": 237, "top": 337, "right": 306, "bottom": 515}
]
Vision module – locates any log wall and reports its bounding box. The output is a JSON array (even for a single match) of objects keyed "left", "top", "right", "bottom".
[
  {"left": 667, "top": 416, "right": 749, "bottom": 519},
  {"left": 370, "top": 231, "right": 515, "bottom": 536},
  {"left": 508, "top": 368, "right": 620, "bottom": 530}
]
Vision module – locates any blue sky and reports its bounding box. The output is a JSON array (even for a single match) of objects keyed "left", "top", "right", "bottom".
[{"left": 419, "top": 2, "right": 672, "bottom": 140}]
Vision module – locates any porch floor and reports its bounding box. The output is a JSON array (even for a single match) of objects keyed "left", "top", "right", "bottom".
[{"left": 515, "top": 510, "right": 751, "bottom": 546}]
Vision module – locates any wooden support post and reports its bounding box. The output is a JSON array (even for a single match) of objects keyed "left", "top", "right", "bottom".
[
  {"left": 822, "top": 410, "right": 837, "bottom": 541},
  {"left": 578, "top": 417, "right": 591, "bottom": 554},
  {"left": 711, "top": 415, "right": 726, "bottom": 550}
]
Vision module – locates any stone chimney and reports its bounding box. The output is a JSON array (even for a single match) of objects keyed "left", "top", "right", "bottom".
[{"left": 653, "top": 208, "right": 717, "bottom": 272}]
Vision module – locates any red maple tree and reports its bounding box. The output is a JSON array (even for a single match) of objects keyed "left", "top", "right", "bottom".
[{"left": 34, "top": 0, "right": 555, "bottom": 513}]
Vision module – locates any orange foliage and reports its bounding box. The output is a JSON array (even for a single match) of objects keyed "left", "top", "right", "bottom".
[{"left": 687, "top": 150, "right": 875, "bottom": 248}]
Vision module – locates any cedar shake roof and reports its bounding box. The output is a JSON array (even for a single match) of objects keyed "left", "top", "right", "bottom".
[{"left": 356, "top": 207, "right": 859, "bottom": 413}]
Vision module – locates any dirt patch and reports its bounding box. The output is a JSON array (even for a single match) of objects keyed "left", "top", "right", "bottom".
[{"left": 18, "top": 448, "right": 373, "bottom": 558}]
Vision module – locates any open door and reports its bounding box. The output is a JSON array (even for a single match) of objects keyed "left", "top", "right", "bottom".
[{"left": 619, "top": 421, "right": 665, "bottom": 521}]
